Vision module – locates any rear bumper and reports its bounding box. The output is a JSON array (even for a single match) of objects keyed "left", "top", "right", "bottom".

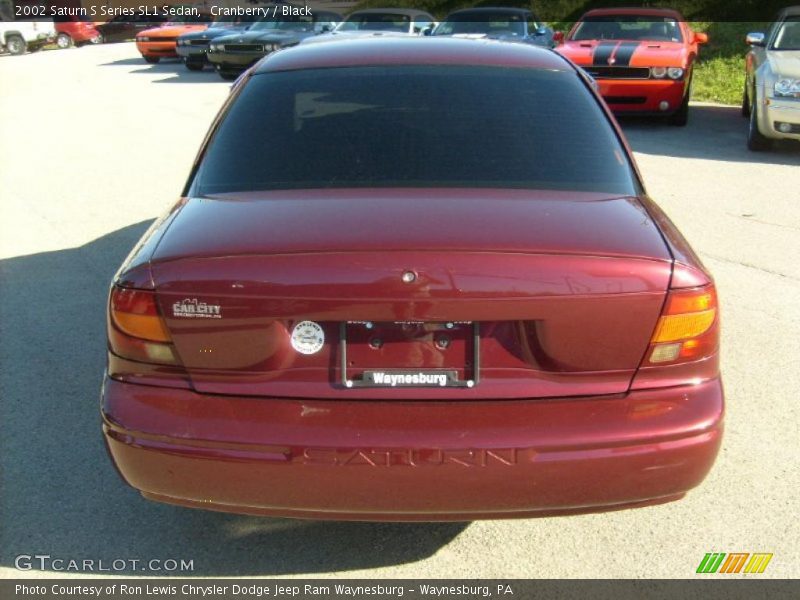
[
  {"left": 598, "top": 79, "right": 687, "bottom": 114},
  {"left": 101, "top": 375, "right": 723, "bottom": 521}
]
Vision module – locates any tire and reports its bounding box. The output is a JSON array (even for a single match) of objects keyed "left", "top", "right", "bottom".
[
  {"left": 95, "top": 33, "right": 105, "bottom": 44},
  {"left": 668, "top": 79, "right": 691, "bottom": 127},
  {"left": 218, "top": 69, "right": 239, "bottom": 81},
  {"left": 5, "top": 35, "right": 27, "bottom": 55},
  {"left": 741, "top": 84, "right": 751, "bottom": 118},
  {"left": 143, "top": 55, "right": 160, "bottom": 64},
  {"left": 747, "top": 101, "right": 772, "bottom": 151},
  {"left": 184, "top": 60, "right": 204, "bottom": 71},
  {"left": 56, "top": 33, "right": 73, "bottom": 49}
]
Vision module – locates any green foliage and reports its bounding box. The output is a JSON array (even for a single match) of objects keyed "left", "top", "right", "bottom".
[{"left": 691, "top": 22, "right": 768, "bottom": 104}]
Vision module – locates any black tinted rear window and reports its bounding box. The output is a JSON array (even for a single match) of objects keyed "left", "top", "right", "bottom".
[{"left": 194, "top": 66, "right": 637, "bottom": 196}]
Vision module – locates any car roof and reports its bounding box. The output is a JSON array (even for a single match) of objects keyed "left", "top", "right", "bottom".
[
  {"left": 582, "top": 7, "right": 685, "bottom": 20},
  {"left": 445, "top": 7, "right": 533, "bottom": 17},
  {"left": 253, "top": 37, "right": 570, "bottom": 73},
  {"left": 345, "top": 8, "right": 434, "bottom": 18}
]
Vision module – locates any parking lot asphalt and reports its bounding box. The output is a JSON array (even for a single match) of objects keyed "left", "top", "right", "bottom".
[{"left": 1, "top": 43, "right": 799, "bottom": 579}]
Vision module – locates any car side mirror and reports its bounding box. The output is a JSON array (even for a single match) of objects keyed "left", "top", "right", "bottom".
[
  {"left": 552, "top": 31, "right": 564, "bottom": 43},
  {"left": 745, "top": 32, "right": 765, "bottom": 46},
  {"left": 694, "top": 32, "right": 708, "bottom": 44}
]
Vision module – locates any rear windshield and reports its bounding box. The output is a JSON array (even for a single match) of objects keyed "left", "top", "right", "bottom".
[{"left": 193, "top": 66, "right": 638, "bottom": 196}]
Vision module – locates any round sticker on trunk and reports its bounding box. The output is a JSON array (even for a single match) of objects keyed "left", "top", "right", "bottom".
[{"left": 291, "top": 321, "right": 325, "bottom": 354}]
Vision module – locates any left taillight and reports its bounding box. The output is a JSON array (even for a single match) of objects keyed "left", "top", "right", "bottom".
[
  {"left": 108, "top": 286, "right": 180, "bottom": 365},
  {"left": 645, "top": 284, "right": 719, "bottom": 365}
]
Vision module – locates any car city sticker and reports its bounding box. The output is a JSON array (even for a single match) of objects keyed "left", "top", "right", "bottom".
[
  {"left": 291, "top": 321, "right": 325, "bottom": 355},
  {"left": 172, "top": 298, "right": 222, "bottom": 319}
]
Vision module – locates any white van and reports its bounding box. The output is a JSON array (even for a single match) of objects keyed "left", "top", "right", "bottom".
[{"left": 0, "top": 3, "right": 56, "bottom": 55}]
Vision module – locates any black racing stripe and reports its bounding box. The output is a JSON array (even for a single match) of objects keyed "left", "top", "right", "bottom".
[
  {"left": 592, "top": 41, "right": 618, "bottom": 66},
  {"left": 612, "top": 42, "right": 640, "bottom": 67}
]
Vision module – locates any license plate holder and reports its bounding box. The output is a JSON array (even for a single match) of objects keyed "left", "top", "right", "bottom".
[{"left": 339, "top": 321, "right": 480, "bottom": 388}]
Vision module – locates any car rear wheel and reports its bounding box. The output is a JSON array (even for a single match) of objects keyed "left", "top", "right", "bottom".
[
  {"left": 144, "top": 55, "right": 160, "bottom": 64},
  {"left": 741, "top": 84, "right": 751, "bottom": 117},
  {"left": 747, "top": 102, "right": 772, "bottom": 151},
  {"left": 56, "top": 33, "right": 73, "bottom": 49},
  {"left": 95, "top": 33, "right": 105, "bottom": 44},
  {"left": 6, "top": 35, "right": 27, "bottom": 55},
  {"left": 185, "top": 60, "right": 204, "bottom": 71}
]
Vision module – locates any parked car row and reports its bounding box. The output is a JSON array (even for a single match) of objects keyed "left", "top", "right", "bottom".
[
  {"left": 4, "top": 2, "right": 796, "bottom": 151},
  {"left": 138, "top": 4, "right": 699, "bottom": 125},
  {"left": 137, "top": 7, "right": 441, "bottom": 80},
  {"left": 187, "top": 9, "right": 343, "bottom": 78},
  {"left": 0, "top": 10, "right": 172, "bottom": 53}
]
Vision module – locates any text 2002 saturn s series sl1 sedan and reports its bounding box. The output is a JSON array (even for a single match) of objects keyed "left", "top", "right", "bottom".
[{"left": 102, "top": 38, "right": 723, "bottom": 521}]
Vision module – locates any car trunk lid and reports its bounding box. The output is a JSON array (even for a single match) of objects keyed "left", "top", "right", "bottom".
[{"left": 149, "top": 189, "right": 672, "bottom": 399}]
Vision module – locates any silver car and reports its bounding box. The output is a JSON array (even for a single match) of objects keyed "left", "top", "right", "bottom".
[{"left": 743, "top": 6, "right": 800, "bottom": 150}]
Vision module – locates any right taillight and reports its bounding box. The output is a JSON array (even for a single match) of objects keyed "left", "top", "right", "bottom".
[
  {"left": 108, "top": 286, "right": 180, "bottom": 365},
  {"left": 646, "top": 284, "right": 719, "bottom": 365}
]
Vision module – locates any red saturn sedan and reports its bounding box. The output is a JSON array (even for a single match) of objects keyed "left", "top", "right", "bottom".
[{"left": 102, "top": 38, "right": 723, "bottom": 521}]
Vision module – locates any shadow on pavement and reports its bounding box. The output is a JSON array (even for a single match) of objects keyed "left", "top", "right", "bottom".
[
  {"left": 102, "top": 56, "right": 226, "bottom": 83},
  {"left": 0, "top": 221, "right": 468, "bottom": 576},
  {"left": 100, "top": 57, "right": 150, "bottom": 67},
  {"left": 620, "top": 104, "right": 800, "bottom": 166}
]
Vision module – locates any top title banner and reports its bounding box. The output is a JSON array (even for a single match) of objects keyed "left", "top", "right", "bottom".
[{"left": 0, "top": 0, "right": 793, "bottom": 22}]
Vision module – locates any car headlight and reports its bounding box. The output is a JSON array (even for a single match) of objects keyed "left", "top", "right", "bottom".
[
  {"left": 209, "top": 43, "right": 220, "bottom": 51},
  {"left": 651, "top": 67, "right": 667, "bottom": 79},
  {"left": 667, "top": 67, "right": 684, "bottom": 80},
  {"left": 774, "top": 78, "right": 800, "bottom": 98}
]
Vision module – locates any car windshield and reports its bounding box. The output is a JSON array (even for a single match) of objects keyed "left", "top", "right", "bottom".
[
  {"left": 434, "top": 14, "right": 526, "bottom": 37},
  {"left": 250, "top": 17, "right": 314, "bottom": 32},
  {"left": 210, "top": 20, "right": 242, "bottom": 29},
  {"left": 165, "top": 13, "right": 212, "bottom": 26},
  {"left": 194, "top": 66, "right": 637, "bottom": 196},
  {"left": 773, "top": 17, "right": 800, "bottom": 50},
  {"left": 571, "top": 16, "right": 683, "bottom": 42},
  {"left": 335, "top": 13, "right": 410, "bottom": 33}
]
